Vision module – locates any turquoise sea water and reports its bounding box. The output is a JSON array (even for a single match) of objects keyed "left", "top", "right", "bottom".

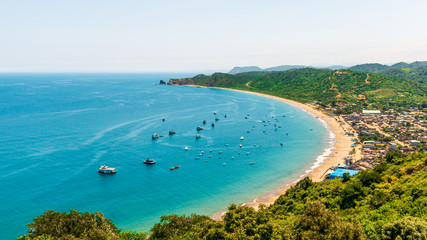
[{"left": 0, "top": 73, "right": 331, "bottom": 239}]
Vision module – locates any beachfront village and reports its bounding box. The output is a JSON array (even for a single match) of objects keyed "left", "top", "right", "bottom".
[{"left": 310, "top": 102, "right": 427, "bottom": 180}]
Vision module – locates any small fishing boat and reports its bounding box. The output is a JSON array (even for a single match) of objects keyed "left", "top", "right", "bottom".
[
  {"left": 195, "top": 157, "right": 200, "bottom": 160},
  {"left": 232, "top": 157, "right": 234, "bottom": 159},
  {"left": 170, "top": 167, "right": 175, "bottom": 170},
  {"left": 223, "top": 163, "right": 226, "bottom": 166},
  {"left": 152, "top": 133, "right": 159, "bottom": 139},
  {"left": 162, "top": 118, "right": 166, "bottom": 122},
  {"left": 196, "top": 134, "right": 201, "bottom": 139},
  {"left": 143, "top": 158, "right": 156, "bottom": 164},
  {"left": 250, "top": 162, "right": 255, "bottom": 165},
  {"left": 214, "top": 111, "right": 217, "bottom": 115},
  {"left": 175, "top": 166, "right": 179, "bottom": 169},
  {"left": 169, "top": 130, "right": 176, "bottom": 135},
  {"left": 240, "top": 136, "right": 244, "bottom": 140},
  {"left": 211, "top": 123, "right": 215, "bottom": 127},
  {"left": 239, "top": 144, "right": 242, "bottom": 148},
  {"left": 98, "top": 165, "right": 116, "bottom": 174},
  {"left": 215, "top": 117, "right": 220, "bottom": 121},
  {"left": 203, "top": 120, "right": 207, "bottom": 124},
  {"left": 219, "top": 151, "right": 223, "bottom": 154},
  {"left": 224, "top": 115, "right": 227, "bottom": 118},
  {"left": 196, "top": 126, "right": 204, "bottom": 131},
  {"left": 185, "top": 146, "right": 188, "bottom": 151}
]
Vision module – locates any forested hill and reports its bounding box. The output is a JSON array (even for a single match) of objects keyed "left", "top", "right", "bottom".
[
  {"left": 168, "top": 68, "right": 427, "bottom": 110},
  {"left": 349, "top": 61, "right": 427, "bottom": 73},
  {"left": 349, "top": 61, "right": 427, "bottom": 84}
]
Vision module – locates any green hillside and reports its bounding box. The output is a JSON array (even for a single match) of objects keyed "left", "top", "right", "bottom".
[
  {"left": 349, "top": 63, "right": 391, "bottom": 73},
  {"left": 169, "top": 68, "right": 427, "bottom": 110},
  {"left": 382, "top": 65, "right": 427, "bottom": 84},
  {"left": 20, "top": 152, "right": 427, "bottom": 239},
  {"left": 348, "top": 61, "right": 427, "bottom": 84}
]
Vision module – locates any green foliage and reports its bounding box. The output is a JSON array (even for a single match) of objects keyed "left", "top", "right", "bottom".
[
  {"left": 18, "top": 209, "right": 123, "bottom": 240},
  {"left": 149, "top": 214, "right": 211, "bottom": 240},
  {"left": 382, "top": 216, "right": 427, "bottom": 240},
  {"left": 119, "top": 231, "right": 148, "bottom": 240},
  {"left": 293, "top": 202, "right": 365, "bottom": 240}
]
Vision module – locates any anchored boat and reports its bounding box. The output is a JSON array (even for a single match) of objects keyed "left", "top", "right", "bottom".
[
  {"left": 143, "top": 158, "right": 156, "bottom": 164},
  {"left": 98, "top": 166, "right": 116, "bottom": 174}
]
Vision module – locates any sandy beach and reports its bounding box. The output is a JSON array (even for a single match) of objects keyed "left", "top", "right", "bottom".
[{"left": 187, "top": 86, "right": 355, "bottom": 220}]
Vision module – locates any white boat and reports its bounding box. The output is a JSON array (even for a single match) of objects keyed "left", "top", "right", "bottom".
[
  {"left": 185, "top": 146, "right": 188, "bottom": 151},
  {"left": 98, "top": 165, "right": 116, "bottom": 174},
  {"left": 240, "top": 136, "right": 244, "bottom": 140}
]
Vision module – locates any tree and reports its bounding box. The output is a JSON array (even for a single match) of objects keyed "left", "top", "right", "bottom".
[
  {"left": 149, "top": 214, "right": 210, "bottom": 239},
  {"left": 294, "top": 202, "right": 365, "bottom": 239},
  {"left": 18, "top": 209, "right": 121, "bottom": 240},
  {"left": 382, "top": 216, "right": 427, "bottom": 240}
]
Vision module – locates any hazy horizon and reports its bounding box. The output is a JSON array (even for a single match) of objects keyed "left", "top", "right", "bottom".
[{"left": 1, "top": 0, "right": 426, "bottom": 72}]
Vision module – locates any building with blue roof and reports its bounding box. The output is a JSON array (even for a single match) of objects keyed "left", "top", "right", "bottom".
[{"left": 329, "top": 169, "right": 359, "bottom": 180}]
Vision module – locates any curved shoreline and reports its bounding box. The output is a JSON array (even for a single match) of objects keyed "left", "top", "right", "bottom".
[{"left": 181, "top": 86, "right": 354, "bottom": 220}]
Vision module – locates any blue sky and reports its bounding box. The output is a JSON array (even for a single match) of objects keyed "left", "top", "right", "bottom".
[{"left": 0, "top": 0, "right": 426, "bottom": 72}]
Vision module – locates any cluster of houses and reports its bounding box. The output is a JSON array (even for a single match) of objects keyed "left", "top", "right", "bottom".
[
  {"left": 324, "top": 108, "right": 426, "bottom": 180},
  {"left": 345, "top": 109, "right": 424, "bottom": 148}
]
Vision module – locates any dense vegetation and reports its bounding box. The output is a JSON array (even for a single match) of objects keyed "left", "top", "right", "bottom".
[
  {"left": 18, "top": 209, "right": 147, "bottom": 240},
  {"left": 349, "top": 61, "right": 427, "bottom": 84},
  {"left": 20, "top": 152, "right": 427, "bottom": 239},
  {"left": 169, "top": 68, "right": 427, "bottom": 110}
]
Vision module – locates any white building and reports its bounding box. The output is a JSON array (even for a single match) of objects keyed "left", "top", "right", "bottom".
[{"left": 362, "top": 110, "right": 381, "bottom": 115}]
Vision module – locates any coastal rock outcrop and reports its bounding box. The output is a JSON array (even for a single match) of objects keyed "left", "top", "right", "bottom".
[{"left": 167, "top": 78, "right": 196, "bottom": 85}]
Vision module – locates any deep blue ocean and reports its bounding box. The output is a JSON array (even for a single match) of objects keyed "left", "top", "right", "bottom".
[{"left": 0, "top": 73, "right": 331, "bottom": 239}]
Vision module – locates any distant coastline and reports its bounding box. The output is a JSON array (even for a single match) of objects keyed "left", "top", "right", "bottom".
[{"left": 181, "top": 85, "right": 354, "bottom": 220}]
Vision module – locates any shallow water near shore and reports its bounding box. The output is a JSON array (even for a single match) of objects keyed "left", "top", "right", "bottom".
[{"left": 0, "top": 73, "right": 330, "bottom": 239}]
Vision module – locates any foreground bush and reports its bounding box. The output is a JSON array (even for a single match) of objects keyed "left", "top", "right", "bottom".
[{"left": 18, "top": 209, "right": 147, "bottom": 240}]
